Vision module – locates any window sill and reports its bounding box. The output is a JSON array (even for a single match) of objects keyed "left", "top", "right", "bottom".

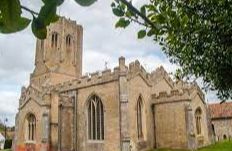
[
  {"left": 25, "top": 140, "right": 36, "bottom": 144},
  {"left": 196, "top": 135, "right": 204, "bottom": 140},
  {"left": 138, "top": 138, "right": 146, "bottom": 143},
  {"left": 87, "top": 140, "right": 104, "bottom": 144}
]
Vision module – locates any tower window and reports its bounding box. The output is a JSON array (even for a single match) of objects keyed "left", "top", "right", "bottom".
[
  {"left": 137, "top": 96, "right": 144, "bottom": 139},
  {"left": 66, "top": 35, "right": 72, "bottom": 47},
  {"left": 195, "top": 108, "right": 202, "bottom": 135},
  {"left": 51, "top": 32, "right": 58, "bottom": 48},
  {"left": 41, "top": 40, "right": 44, "bottom": 49},
  {"left": 27, "top": 114, "right": 36, "bottom": 141},
  {"left": 87, "top": 95, "right": 104, "bottom": 141}
]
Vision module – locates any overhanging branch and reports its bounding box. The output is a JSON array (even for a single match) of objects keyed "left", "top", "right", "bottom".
[{"left": 118, "top": 0, "right": 155, "bottom": 28}]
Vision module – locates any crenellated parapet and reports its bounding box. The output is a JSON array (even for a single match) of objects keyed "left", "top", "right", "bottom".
[
  {"left": 53, "top": 67, "right": 121, "bottom": 92},
  {"left": 53, "top": 57, "right": 154, "bottom": 92},
  {"left": 127, "top": 59, "right": 151, "bottom": 86},
  {"left": 174, "top": 80, "right": 205, "bottom": 101},
  {"left": 152, "top": 88, "right": 192, "bottom": 104},
  {"left": 150, "top": 66, "right": 174, "bottom": 88},
  {"left": 19, "top": 84, "right": 47, "bottom": 108}
]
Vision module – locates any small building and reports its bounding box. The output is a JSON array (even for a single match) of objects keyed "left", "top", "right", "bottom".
[
  {"left": 0, "top": 133, "right": 5, "bottom": 149},
  {"left": 209, "top": 102, "right": 232, "bottom": 141}
]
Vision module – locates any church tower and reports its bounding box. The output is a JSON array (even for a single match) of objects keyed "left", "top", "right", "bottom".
[{"left": 30, "top": 17, "right": 83, "bottom": 87}]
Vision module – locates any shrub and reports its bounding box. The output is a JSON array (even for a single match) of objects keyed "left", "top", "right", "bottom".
[{"left": 4, "top": 139, "right": 12, "bottom": 149}]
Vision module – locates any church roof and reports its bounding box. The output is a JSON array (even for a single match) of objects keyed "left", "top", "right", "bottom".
[{"left": 209, "top": 102, "right": 232, "bottom": 119}]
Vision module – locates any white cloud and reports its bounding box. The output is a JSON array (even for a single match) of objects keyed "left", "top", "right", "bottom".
[
  {"left": 0, "top": 0, "right": 219, "bottom": 126},
  {"left": 0, "top": 91, "right": 20, "bottom": 126}
]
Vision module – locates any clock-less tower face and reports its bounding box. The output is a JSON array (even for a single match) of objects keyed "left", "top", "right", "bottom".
[{"left": 31, "top": 17, "right": 83, "bottom": 87}]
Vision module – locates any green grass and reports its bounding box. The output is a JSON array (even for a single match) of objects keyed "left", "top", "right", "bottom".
[
  {"left": 0, "top": 149, "right": 11, "bottom": 151},
  {"left": 148, "top": 141, "right": 232, "bottom": 151},
  {"left": 198, "top": 141, "right": 232, "bottom": 151}
]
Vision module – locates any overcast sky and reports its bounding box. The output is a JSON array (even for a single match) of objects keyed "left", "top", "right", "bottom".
[{"left": 0, "top": 0, "right": 218, "bottom": 126}]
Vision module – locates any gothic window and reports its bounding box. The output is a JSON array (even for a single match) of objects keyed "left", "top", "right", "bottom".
[
  {"left": 51, "top": 32, "right": 58, "bottom": 47},
  {"left": 27, "top": 114, "right": 36, "bottom": 141},
  {"left": 212, "top": 124, "right": 216, "bottom": 136},
  {"left": 137, "top": 96, "right": 144, "bottom": 139},
  {"left": 195, "top": 108, "right": 202, "bottom": 135},
  {"left": 66, "top": 35, "right": 72, "bottom": 47},
  {"left": 41, "top": 40, "right": 44, "bottom": 49},
  {"left": 223, "top": 134, "right": 227, "bottom": 140},
  {"left": 87, "top": 95, "right": 104, "bottom": 140}
]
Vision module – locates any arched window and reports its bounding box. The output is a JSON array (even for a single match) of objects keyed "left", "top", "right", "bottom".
[
  {"left": 195, "top": 108, "right": 202, "bottom": 135},
  {"left": 66, "top": 35, "right": 72, "bottom": 47},
  {"left": 27, "top": 114, "right": 36, "bottom": 141},
  {"left": 137, "top": 96, "right": 144, "bottom": 139},
  {"left": 51, "top": 32, "right": 58, "bottom": 47},
  {"left": 41, "top": 40, "right": 44, "bottom": 49},
  {"left": 87, "top": 95, "right": 104, "bottom": 140},
  {"left": 212, "top": 124, "right": 216, "bottom": 136},
  {"left": 223, "top": 134, "right": 227, "bottom": 140}
]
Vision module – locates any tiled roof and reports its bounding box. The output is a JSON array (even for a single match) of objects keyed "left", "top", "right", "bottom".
[{"left": 209, "top": 102, "right": 232, "bottom": 119}]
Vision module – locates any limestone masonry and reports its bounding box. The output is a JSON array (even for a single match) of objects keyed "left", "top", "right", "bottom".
[
  {"left": 209, "top": 102, "right": 232, "bottom": 141},
  {"left": 14, "top": 17, "right": 214, "bottom": 151}
]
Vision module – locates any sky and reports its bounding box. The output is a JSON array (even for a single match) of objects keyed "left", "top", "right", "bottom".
[{"left": 0, "top": 0, "right": 218, "bottom": 126}]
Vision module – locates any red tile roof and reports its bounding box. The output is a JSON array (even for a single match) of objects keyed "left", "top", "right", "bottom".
[{"left": 209, "top": 102, "right": 232, "bottom": 119}]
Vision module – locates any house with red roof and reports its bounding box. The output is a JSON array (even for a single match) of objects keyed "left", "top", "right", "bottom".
[{"left": 209, "top": 102, "right": 232, "bottom": 141}]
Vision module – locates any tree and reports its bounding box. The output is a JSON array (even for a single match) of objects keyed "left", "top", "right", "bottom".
[
  {"left": 111, "top": 0, "right": 232, "bottom": 100},
  {"left": 0, "top": 0, "right": 96, "bottom": 39},
  {"left": 0, "top": 0, "right": 231, "bottom": 100}
]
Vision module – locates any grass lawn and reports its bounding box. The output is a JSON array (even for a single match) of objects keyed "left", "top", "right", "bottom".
[
  {"left": 198, "top": 141, "right": 232, "bottom": 151},
  {"left": 0, "top": 149, "right": 11, "bottom": 151},
  {"left": 149, "top": 141, "right": 232, "bottom": 151}
]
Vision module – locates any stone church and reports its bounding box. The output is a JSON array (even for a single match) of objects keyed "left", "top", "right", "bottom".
[{"left": 14, "top": 17, "right": 213, "bottom": 151}]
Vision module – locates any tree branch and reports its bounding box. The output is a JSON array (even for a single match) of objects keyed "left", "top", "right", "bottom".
[
  {"left": 21, "top": 5, "right": 39, "bottom": 16},
  {"left": 118, "top": 0, "right": 155, "bottom": 28},
  {"left": 128, "top": 16, "right": 148, "bottom": 27}
]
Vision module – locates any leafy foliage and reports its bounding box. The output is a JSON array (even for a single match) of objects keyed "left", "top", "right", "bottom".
[
  {"left": 4, "top": 139, "right": 12, "bottom": 149},
  {"left": 112, "top": 0, "right": 232, "bottom": 100},
  {"left": 0, "top": 0, "right": 97, "bottom": 39},
  {"left": 0, "top": 0, "right": 30, "bottom": 33}
]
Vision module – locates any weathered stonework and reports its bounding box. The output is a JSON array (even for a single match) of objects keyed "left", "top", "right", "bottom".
[
  {"left": 209, "top": 102, "right": 232, "bottom": 141},
  {"left": 14, "top": 17, "right": 213, "bottom": 151}
]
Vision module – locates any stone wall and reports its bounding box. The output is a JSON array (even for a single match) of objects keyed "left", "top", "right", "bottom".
[
  {"left": 212, "top": 118, "right": 232, "bottom": 141},
  {"left": 190, "top": 92, "right": 211, "bottom": 147},
  {"left": 15, "top": 99, "right": 50, "bottom": 151},
  {"left": 76, "top": 80, "right": 120, "bottom": 151},
  {"left": 154, "top": 101, "right": 188, "bottom": 149}
]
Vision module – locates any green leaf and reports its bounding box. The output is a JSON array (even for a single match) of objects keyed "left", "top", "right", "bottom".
[
  {"left": 138, "top": 30, "right": 146, "bottom": 39},
  {"left": 115, "top": 18, "right": 130, "bottom": 28},
  {"left": 0, "top": 0, "right": 31, "bottom": 33},
  {"left": 155, "top": 14, "right": 166, "bottom": 24},
  {"left": 42, "top": 0, "right": 64, "bottom": 6},
  {"left": 111, "top": 2, "right": 116, "bottom": 7},
  {"left": 147, "top": 29, "right": 154, "bottom": 37},
  {"left": 140, "top": 5, "right": 146, "bottom": 16},
  {"left": 0, "top": 17, "right": 30, "bottom": 33},
  {"left": 74, "top": 0, "right": 96, "bottom": 6},
  {"left": 112, "top": 8, "right": 124, "bottom": 17},
  {"left": 31, "top": 18, "right": 47, "bottom": 39},
  {"left": 38, "top": 2, "right": 57, "bottom": 26}
]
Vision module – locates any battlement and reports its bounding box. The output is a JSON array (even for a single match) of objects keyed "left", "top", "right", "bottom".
[
  {"left": 152, "top": 88, "right": 191, "bottom": 104},
  {"left": 174, "top": 80, "right": 205, "bottom": 100},
  {"left": 53, "top": 57, "right": 154, "bottom": 92},
  {"left": 128, "top": 59, "right": 151, "bottom": 83},
  {"left": 19, "top": 84, "right": 45, "bottom": 107},
  {"left": 54, "top": 66, "right": 121, "bottom": 92},
  {"left": 151, "top": 66, "right": 174, "bottom": 87}
]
